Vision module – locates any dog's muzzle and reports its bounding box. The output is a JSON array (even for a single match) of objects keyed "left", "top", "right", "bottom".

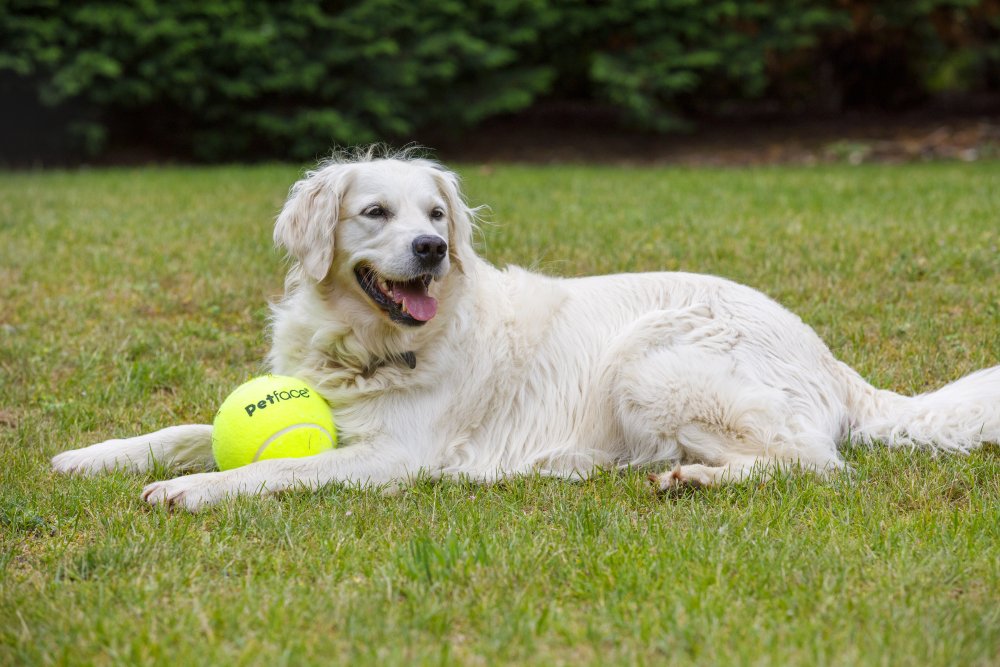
[{"left": 354, "top": 264, "right": 438, "bottom": 326}]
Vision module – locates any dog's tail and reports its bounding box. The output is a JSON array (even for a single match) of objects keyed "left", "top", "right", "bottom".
[{"left": 841, "top": 363, "right": 1000, "bottom": 451}]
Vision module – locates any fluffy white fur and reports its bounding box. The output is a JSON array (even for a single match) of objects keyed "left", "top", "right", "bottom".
[{"left": 52, "top": 150, "right": 1000, "bottom": 511}]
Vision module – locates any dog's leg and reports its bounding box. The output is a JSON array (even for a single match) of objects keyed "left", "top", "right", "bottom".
[
  {"left": 141, "top": 441, "right": 414, "bottom": 511},
  {"left": 647, "top": 449, "right": 843, "bottom": 492},
  {"left": 52, "top": 425, "right": 214, "bottom": 475},
  {"left": 647, "top": 414, "right": 845, "bottom": 492},
  {"left": 603, "top": 307, "right": 844, "bottom": 488}
]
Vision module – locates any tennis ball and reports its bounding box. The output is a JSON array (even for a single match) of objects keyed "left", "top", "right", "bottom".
[{"left": 211, "top": 375, "right": 336, "bottom": 471}]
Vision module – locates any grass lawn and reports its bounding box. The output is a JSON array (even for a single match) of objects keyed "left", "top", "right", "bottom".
[{"left": 1, "top": 161, "right": 999, "bottom": 665}]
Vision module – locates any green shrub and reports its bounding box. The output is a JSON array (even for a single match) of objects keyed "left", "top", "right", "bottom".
[
  {"left": 1, "top": 0, "right": 997, "bottom": 161},
  {"left": 0, "top": 0, "right": 557, "bottom": 160}
]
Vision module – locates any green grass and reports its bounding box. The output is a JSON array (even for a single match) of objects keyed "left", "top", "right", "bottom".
[{"left": 1, "top": 161, "right": 999, "bottom": 666}]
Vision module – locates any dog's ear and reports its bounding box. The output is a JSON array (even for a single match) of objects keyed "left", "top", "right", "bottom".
[
  {"left": 430, "top": 166, "right": 478, "bottom": 273},
  {"left": 273, "top": 166, "right": 349, "bottom": 282}
]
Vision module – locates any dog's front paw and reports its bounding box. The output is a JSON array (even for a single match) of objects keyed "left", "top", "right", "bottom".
[
  {"left": 141, "top": 472, "right": 233, "bottom": 512},
  {"left": 51, "top": 448, "right": 97, "bottom": 475},
  {"left": 52, "top": 440, "right": 147, "bottom": 476}
]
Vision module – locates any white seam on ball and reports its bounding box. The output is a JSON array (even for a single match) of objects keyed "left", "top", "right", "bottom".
[{"left": 252, "top": 423, "right": 333, "bottom": 462}]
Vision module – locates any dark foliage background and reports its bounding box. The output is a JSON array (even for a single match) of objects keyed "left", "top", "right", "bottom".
[{"left": 2, "top": 0, "right": 998, "bottom": 162}]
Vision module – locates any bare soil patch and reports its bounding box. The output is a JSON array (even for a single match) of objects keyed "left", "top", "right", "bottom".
[{"left": 432, "top": 102, "right": 1000, "bottom": 166}]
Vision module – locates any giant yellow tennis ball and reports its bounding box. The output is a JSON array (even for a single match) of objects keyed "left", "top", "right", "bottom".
[{"left": 211, "top": 375, "right": 336, "bottom": 471}]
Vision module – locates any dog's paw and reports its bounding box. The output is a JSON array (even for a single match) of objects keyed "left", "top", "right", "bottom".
[
  {"left": 141, "top": 471, "right": 235, "bottom": 512},
  {"left": 52, "top": 440, "right": 148, "bottom": 476},
  {"left": 51, "top": 448, "right": 96, "bottom": 475},
  {"left": 647, "top": 463, "right": 713, "bottom": 493}
]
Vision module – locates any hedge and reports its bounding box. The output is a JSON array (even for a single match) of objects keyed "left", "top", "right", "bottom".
[{"left": 1, "top": 0, "right": 997, "bottom": 161}]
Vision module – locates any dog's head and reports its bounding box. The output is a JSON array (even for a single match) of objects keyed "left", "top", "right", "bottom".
[{"left": 274, "top": 153, "right": 477, "bottom": 329}]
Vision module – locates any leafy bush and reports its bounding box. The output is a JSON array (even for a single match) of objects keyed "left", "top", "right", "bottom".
[
  {"left": 1, "top": 0, "right": 997, "bottom": 161},
  {"left": 0, "top": 0, "right": 557, "bottom": 160}
]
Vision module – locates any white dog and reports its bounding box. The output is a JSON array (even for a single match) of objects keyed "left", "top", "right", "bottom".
[{"left": 52, "top": 149, "right": 1000, "bottom": 511}]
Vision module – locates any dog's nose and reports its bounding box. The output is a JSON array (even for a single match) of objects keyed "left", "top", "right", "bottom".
[{"left": 412, "top": 235, "right": 448, "bottom": 266}]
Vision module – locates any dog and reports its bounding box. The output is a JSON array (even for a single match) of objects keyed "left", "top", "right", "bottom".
[{"left": 51, "top": 148, "right": 1000, "bottom": 511}]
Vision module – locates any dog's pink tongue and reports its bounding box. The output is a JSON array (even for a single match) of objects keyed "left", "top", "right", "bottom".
[{"left": 394, "top": 283, "right": 438, "bottom": 321}]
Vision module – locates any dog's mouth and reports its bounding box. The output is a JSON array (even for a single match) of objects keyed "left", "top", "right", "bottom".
[{"left": 354, "top": 264, "right": 438, "bottom": 326}]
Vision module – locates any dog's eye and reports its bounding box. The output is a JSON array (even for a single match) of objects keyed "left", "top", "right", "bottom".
[
  {"left": 430, "top": 207, "right": 445, "bottom": 220},
  {"left": 363, "top": 205, "right": 387, "bottom": 218}
]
